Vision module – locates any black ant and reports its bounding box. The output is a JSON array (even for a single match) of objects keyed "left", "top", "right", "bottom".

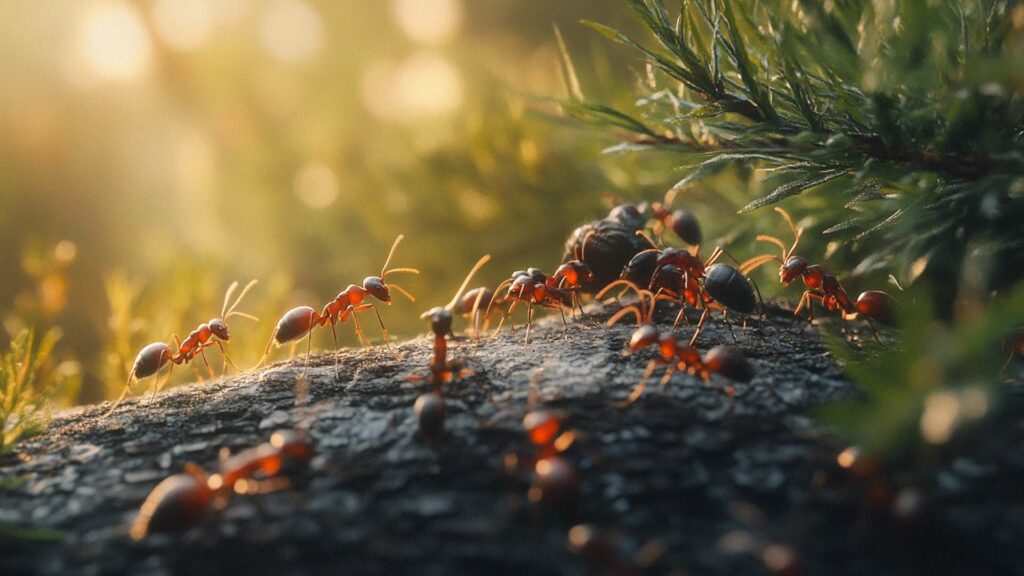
[
  {"left": 413, "top": 255, "right": 491, "bottom": 440},
  {"left": 261, "top": 235, "right": 419, "bottom": 376},
  {"left": 740, "top": 207, "right": 893, "bottom": 344},
  {"left": 130, "top": 430, "right": 314, "bottom": 540},
  {"left": 104, "top": 280, "right": 259, "bottom": 417},
  {"left": 602, "top": 231, "right": 764, "bottom": 345}
]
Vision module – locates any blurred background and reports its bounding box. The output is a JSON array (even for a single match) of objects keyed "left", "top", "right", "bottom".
[{"left": 0, "top": 0, "right": 683, "bottom": 406}]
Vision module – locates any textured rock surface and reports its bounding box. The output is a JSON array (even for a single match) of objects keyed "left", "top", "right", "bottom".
[{"left": 1, "top": 302, "right": 1022, "bottom": 576}]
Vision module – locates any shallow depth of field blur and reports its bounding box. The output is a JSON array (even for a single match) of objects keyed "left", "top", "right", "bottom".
[{"left": 0, "top": 0, "right": 675, "bottom": 406}]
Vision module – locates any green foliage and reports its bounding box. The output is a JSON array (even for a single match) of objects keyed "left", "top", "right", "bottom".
[
  {"left": 820, "top": 285, "right": 1024, "bottom": 459},
  {"left": 570, "top": 0, "right": 1024, "bottom": 298},
  {"left": 0, "top": 329, "right": 63, "bottom": 452}
]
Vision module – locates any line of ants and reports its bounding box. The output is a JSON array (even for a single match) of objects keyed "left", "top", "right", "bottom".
[{"left": 107, "top": 197, "right": 902, "bottom": 420}]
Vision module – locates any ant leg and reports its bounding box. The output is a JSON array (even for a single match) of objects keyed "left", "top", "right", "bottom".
[
  {"left": 615, "top": 359, "right": 658, "bottom": 408},
  {"left": 288, "top": 341, "right": 300, "bottom": 359},
  {"left": 367, "top": 304, "right": 396, "bottom": 357},
  {"left": 346, "top": 308, "right": 372, "bottom": 348},
  {"left": 299, "top": 324, "right": 314, "bottom": 379},
  {"left": 672, "top": 305, "right": 687, "bottom": 330},
  {"left": 865, "top": 317, "right": 886, "bottom": 348},
  {"left": 607, "top": 305, "right": 642, "bottom": 327},
  {"left": 749, "top": 276, "right": 767, "bottom": 330},
  {"left": 102, "top": 368, "right": 137, "bottom": 418},
  {"left": 722, "top": 310, "right": 737, "bottom": 343},
  {"left": 257, "top": 328, "right": 280, "bottom": 369},
  {"left": 558, "top": 304, "right": 568, "bottom": 340},
  {"left": 155, "top": 361, "right": 176, "bottom": 395},
  {"left": 505, "top": 300, "right": 520, "bottom": 333},
  {"left": 658, "top": 363, "right": 677, "bottom": 388},
  {"left": 199, "top": 347, "right": 216, "bottom": 379},
  {"left": 525, "top": 303, "right": 535, "bottom": 344},
  {"left": 328, "top": 319, "right": 340, "bottom": 378},
  {"left": 215, "top": 341, "right": 239, "bottom": 374},
  {"left": 687, "top": 308, "right": 710, "bottom": 347},
  {"left": 999, "top": 349, "right": 1017, "bottom": 377}
]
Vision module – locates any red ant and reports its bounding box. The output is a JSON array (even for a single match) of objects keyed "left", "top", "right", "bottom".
[
  {"left": 553, "top": 229, "right": 597, "bottom": 318},
  {"left": 642, "top": 188, "right": 702, "bottom": 246},
  {"left": 487, "top": 269, "right": 575, "bottom": 344},
  {"left": 520, "top": 409, "right": 579, "bottom": 509},
  {"left": 261, "top": 235, "right": 419, "bottom": 376},
  {"left": 452, "top": 287, "right": 504, "bottom": 338},
  {"left": 104, "top": 280, "right": 259, "bottom": 418},
  {"left": 615, "top": 323, "right": 758, "bottom": 408},
  {"left": 414, "top": 255, "right": 491, "bottom": 440},
  {"left": 129, "top": 430, "right": 314, "bottom": 540},
  {"left": 740, "top": 207, "right": 893, "bottom": 344}
]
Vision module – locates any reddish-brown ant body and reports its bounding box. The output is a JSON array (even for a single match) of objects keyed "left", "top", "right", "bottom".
[
  {"left": 262, "top": 235, "right": 419, "bottom": 375},
  {"left": 413, "top": 255, "right": 491, "bottom": 440},
  {"left": 520, "top": 409, "right": 579, "bottom": 509},
  {"left": 130, "top": 430, "right": 314, "bottom": 540},
  {"left": 741, "top": 208, "right": 893, "bottom": 343},
  {"left": 488, "top": 268, "right": 574, "bottom": 344},
  {"left": 616, "top": 323, "right": 757, "bottom": 407},
  {"left": 104, "top": 280, "right": 259, "bottom": 417}
]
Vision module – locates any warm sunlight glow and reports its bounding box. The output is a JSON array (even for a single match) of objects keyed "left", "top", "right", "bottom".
[
  {"left": 294, "top": 162, "right": 340, "bottom": 209},
  {"left": 390, "top": 0, "right": 462, "bottom": 45},
  {"left": 361, "top": 53, "right": 463, "bottom": 120},
  {"left": 396, "top": 52, "right": 463, "bottom": 114},
  {"left": 77, "top": 1, "right": 153, "bottom": 82},
  {"left": 153, "top": 0, "right": 215, "bottom": 51},
  {"left": 259, "top": 0, "right": 324, "bottom": 64}
]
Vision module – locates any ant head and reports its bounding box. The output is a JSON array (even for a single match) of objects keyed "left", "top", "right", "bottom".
[
  {"left": 209, "top": 318, "right": 230, "bottom": 341},
  {"left": 362, "top": 276, "right": 391, "bottom": 303},
  {"left": 509, "top": 275, "right": 534, "bottom": 298},
  {"left": 422, "top": 306, "right": 453, "bottom": 336},
  {"left": 781, "top": 256, "right": 808, "bottom": 285},
  {"left": 653, "top": 264, "right": 684, "bottom": 293},
  {"left": 628, "top": 324, "right": 660, "bottom": 352}
]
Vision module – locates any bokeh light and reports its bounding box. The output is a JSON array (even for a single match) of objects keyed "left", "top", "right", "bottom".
[
  {"left": 259, "top": 0, "right": 324, "bottom": 64},
  {"left": 76, "top": 1, "right": 153, "bottom": 82},
  {"left": 294, "top": 163, "right": 340, "bottom": 209},
  {"left": 390, "top": 0, "right": 462, "bottom": 45},
  {"left": 152, "top": 0, "right": 216, "bottom": 52}
]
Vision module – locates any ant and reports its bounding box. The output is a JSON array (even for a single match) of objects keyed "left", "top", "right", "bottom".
[
  {"left": 740, "top": 207, "right": 893, "bottom": 344},
  {"left": 601, "top": 232, "right": 763, "bottom": 346},
  {"left": 553, "top": 230, "right": 597, "bottom": 318},
  {"left": 261, "top": 235, "right": 419, "bottom": 376},
  {"left": 616, "top": 323, "right": 758, "bottom": 408},
  {"left": 130, "top": 430, "right": 314, "bottom": 540},
  {"left": 103, "top": 280, "right": 259, "bottom": 418},
  {"left": 487, "top": 268, "right": 574, "bottom": 344},
  {"left": 643, "top": 188, "right": 702, "bottom": 246},
  {"left": 413, "top": 255, "right": 492, "bottom": 440},
  {"left": 520, "top": 409, "right": 579, "bottom": 509}
]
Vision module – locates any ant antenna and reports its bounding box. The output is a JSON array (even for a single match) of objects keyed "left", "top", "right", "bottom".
[
  {"left": 378, "top": 234, "right": 421, "bottom": 280},
  {"left": 223, "top": 279, "right": 259, "bottom": 321},
  {"left": 445, "top": 255, "right": 491, "bottom": 311},
  {"left": 635, "top": 229, "right": 659, "bottom": 249},
  {"left": 575, "top": 229, "right": 597, "bottom": 262}
]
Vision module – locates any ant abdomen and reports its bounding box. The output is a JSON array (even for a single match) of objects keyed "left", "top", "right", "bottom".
[
  {"left": 855, "top": 290, "right": 894, "bottom": 326},
  {"left": 703, "top": 263, "right": 757, "bottom": 315},
  {"left": 132, "top": 342, "right": 173, "bottom": 379},
  {"left": 415, "top": 393, "right": 446, "bottom": 440},
  {"left": 670, "top": 209, "right": 702, "bottom": 246},
  {"left": 704, "top": 345, "right": 755, "bottom": 383},
  {"left": 273, "top": 306, "right": 317, "bottom": 344},
  {"left": 130, "top": 466, "right": 211, "bottom": 540}
]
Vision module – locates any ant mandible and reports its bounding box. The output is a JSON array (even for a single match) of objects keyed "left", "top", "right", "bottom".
[
  {"left": 129, "top": 430, "right": 315, "bottom": 540},
  {"left": 261, "top": 235, "right": 419, "bottom": 376},
  {"left": 414, "top": 255, "right": 491, "bottom": 440},
  {"left": 103, "top": 280, "right": 259, "bottom": 418},
  {"left": 740, "top": 207, "right": 893, "bottom": 344}
]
